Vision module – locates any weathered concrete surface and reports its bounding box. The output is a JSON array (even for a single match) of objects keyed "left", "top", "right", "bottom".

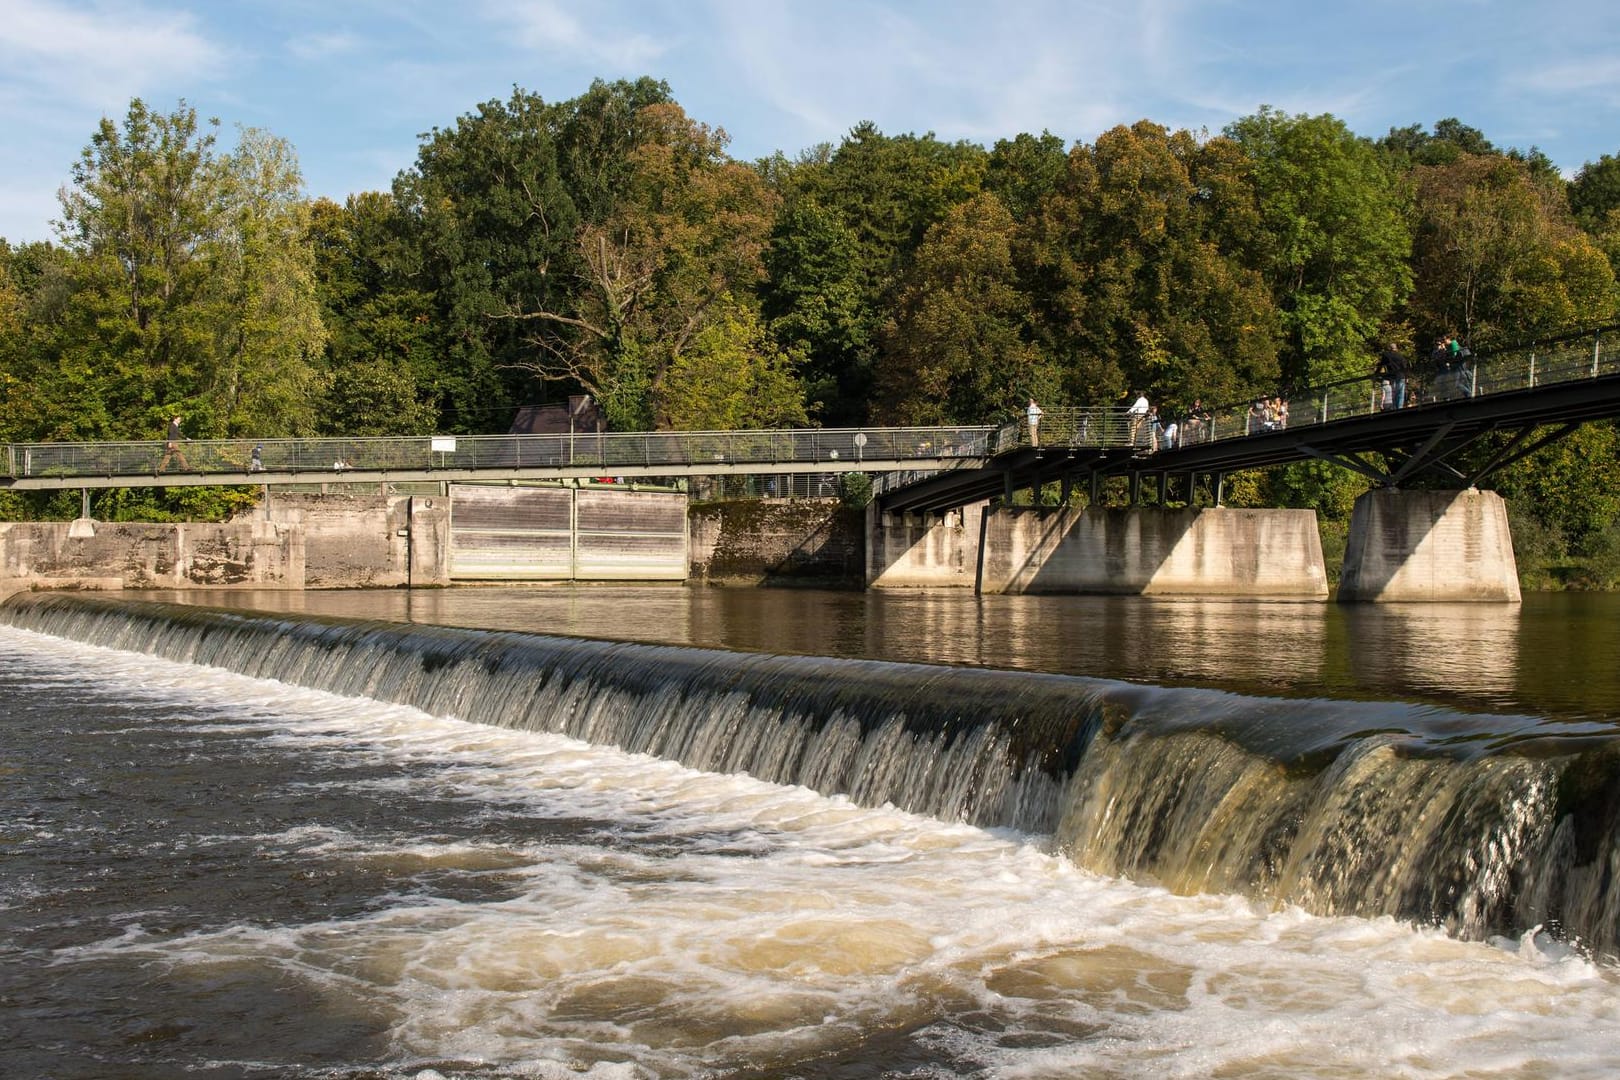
[
  {"left": 866, "top": 503, "right": 984, "bottom": 588},
  {"left": 267, "top": 492, "right": 404, "bottom": 588},
  {"left": 976, "top": 506, "right": 1329, "bottom": 597},
  {"left": 0, "top": 493, "right": 452, "bottom": 596},
  {"left": 1338, "top": 488, "right": 1520, "bottom": 603},
  {"left": 408, "top": 495, "right": 452, "bottom": 587},
  {"left": 691, "top": 498, "right": 862, "bottom": 586},
  {"left": 265, "top": 492, "right": 449, "bottom": 588},
  {"left": 0, "top": 517, "right": 303, "bottom": 596}
]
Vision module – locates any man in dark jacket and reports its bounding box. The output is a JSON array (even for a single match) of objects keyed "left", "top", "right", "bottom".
[{"left": 1373, "top": 344, "right": 1408, "bottom": 410}]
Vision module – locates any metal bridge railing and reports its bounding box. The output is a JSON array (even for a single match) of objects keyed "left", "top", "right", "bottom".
[
  {"left": 1182, "top": 326, "right": 1616, "bottom": 449},
  {"left": 4, "top": 328, "right": 1612, "bottom": 483},
  {"left": 1, "top": 425, "right": 997, "bottom": 483}
]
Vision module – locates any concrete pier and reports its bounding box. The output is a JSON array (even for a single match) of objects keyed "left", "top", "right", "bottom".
[
  {"left": 975, "top": 506, "right": 1329, "bottom": 597},
  {"left": 866, "top": 503, "right": 984, "bottom": 588},
  {"left": 1338, "top": 488, "right": 1520, "bottom": 603}
]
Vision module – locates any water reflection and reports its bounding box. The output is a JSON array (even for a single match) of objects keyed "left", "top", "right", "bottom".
[
  {"left": 140, "top": 587, "right": 1620, "bottom": 721},
  {"left": 1336, "top": 603, "right": 1521, "bottom": 706}
]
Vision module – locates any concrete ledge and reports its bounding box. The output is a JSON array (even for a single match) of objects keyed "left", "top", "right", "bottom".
[
  {"left": 15, "top": 576, "right": 125, "bottom": 592},
  {"left": 1338, "top": 488, "right": 1520, "bottom": 603},
  {"left": 977, "top": 506, "right": 1328, "bottom": 598}
]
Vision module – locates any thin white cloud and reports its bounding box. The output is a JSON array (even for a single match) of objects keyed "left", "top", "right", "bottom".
[
  {"left": 286, "top": 30, "right": 364, "bottom": 62},
  {"left": 0, "top": 0, "right": 227, "bottom": 109},
  {"left": 1516, "top": 56, "right": 1620, "bottom": 99},
  {"left": 489, "top": 0, "right": 671, "bottom": 71}
]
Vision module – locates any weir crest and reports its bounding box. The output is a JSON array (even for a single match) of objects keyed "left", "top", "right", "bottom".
[{"left": 4, "top": 592, "right": 1618, "bottom": 956}]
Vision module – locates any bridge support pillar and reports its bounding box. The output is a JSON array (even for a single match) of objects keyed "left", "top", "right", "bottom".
[
  {"left": 976, "top": 506, "right": 1327, "bottom": 597},
  {"left": 866, "top": 501, "right": 984, "bottom": 588},
  {"left": 1338, "top": 488, "right": 1520, "bottom": 602}
]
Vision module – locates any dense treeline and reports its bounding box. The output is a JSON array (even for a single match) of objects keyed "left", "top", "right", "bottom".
[{"left": 3, "top": 80, "right": 1620, "bottom": 580}]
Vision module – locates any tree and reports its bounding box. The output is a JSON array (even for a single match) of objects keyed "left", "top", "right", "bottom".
[
  {"left": 499, "top": 103, "right": 779, "bottom": 431},
  {"left": 877, "top": 191, "right": 1052, "bottom": 424},
  {"left": 48, "top": 99, "right": 325, "bottom": 440},
  {"left": 54, "top": 99, "right": 226, "bottom": 434},
  {"left": 766, "top": 125, "right": 989, "bottom": 424},
  {"left": 760, "top": 199, "right": 869, "bottom": 424},
  {"left": 1017, "top": 122, "right": 1282, "bottom": 410},
  {"left": 307, "top": 194, "right": 436, "bottom": 435},
  {"left": 1379, "top": 118, "right": 1495, "bottom": 169},
  {"left": 1226, "top": 107, "right": 1412, "bottom": 386},
  {"left": 1406, "top": 154, "right": 1618, "bottom": 345},
  {"left": 658, "top": 294, "right": 808, "bottom": 430},
  {"left": 211, "top": 126, "right": 327, "bottom": 435},
  {"left": 985, "top": 131, "right": 1069, "bottom": 221},
  {"left": 1570, "top": 154, "right": 1620, "bottom": 233},
  {"left": 394, "top": 87, "right": 581, "bottom": 431}
]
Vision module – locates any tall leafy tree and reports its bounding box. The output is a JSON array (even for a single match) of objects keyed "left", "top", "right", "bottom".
[
  {"left": 877, "top": 191, "right": 1051, "bottom": 424},
  {"left": 1406, "top": 154, "right": 1618, "bottom": 345},
  {"left": 760, "top": 198, "right": 869, "bottom": 424},
  {"left": 985, "top": 131, "right": 1069, "bottom": 222},
  {"left": 393, "top": 87, "right": 580, "bottom": 431},
  {"left": 54, "top": 99, "right": 227, "bottom": 434},
  {"left": 761, "top": 125, "right": 989, "bottom": 424},
  {"left": 1570, "top": 153, "right": 1620, "bottom": 234},
  {"left": 658, "top": 294, "right": 808, "bottom": 430},
  {"left": 49, "top": 99, "right": 324, "bottom": 439},
  {"left": 1226, "top": 107, "right": 1412, "bottom": 386},
  {"left": 500, "top": 103, "right": 779, "bottom": 430},
  {"left": 551, "top": 77, "right": 675, "bottom": 225},
  {"left": 212, "top": 126, "right": 327, "bottom": 434},
  {"left": 307, "top": 194, "right": 436, "bottom": 435},
  {"left": 1019, "top": 122, "right": 1282, "bottom": 410}
]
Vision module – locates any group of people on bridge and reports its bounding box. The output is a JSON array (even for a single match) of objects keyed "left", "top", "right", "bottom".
[{"left": 1374, "top": 335, "right": 1474, "bottom": 411}]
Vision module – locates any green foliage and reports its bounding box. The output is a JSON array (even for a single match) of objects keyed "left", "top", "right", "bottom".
[
  {"left": 1378, "top": 118, "right": 1496, "bottom": 169},
  {"left": 307, "top": 194, "right": 438, "bottom": 435},
  {"left": 1570, "top": 154, "right": 1620, "bottom": 233},
  {"left": 393, "top": 86, "right": 582, "bottom": 431},
  {"left": 30, "top": 100, "right": 327, "bottom": 444},
  {"left": 1406, "top": 155, "right": 1619, "bottom": 346},
  {"left": 658, "top": 296, "right": 809, "bottom": 430},
  {"left": 1495, "top": 423, "right": 1620, "bottom": 546},
  {"left": 1226, "top": 107, "right": 1412, "bottom": 386},
  {"left": 1257, "top": 460, "right": 1364, "bottom": 520},
  {"left": 1019, "top": 122, "right": 1282, "bottom": 408},
  {"left": 876, "top": 191, "right": 1053, "bottom": 424},
  {"left": 761, "top": 200, "right": 872, "bottom": 425},
  {"left": 838, "top": 471, "right": 872, "bottom": 510},
  {"left": 767, "top": 125, "right": 989, "bottom": 425}
]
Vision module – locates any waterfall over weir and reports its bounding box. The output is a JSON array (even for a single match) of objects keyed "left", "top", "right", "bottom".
[{"left": 6, "top": 592, "right": 1620, "bottom": 956}]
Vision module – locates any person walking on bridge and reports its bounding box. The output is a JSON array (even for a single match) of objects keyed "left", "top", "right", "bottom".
[
  {"left": 1026, "top": 398, "right": 1043, "bottom": 446},
  {"left": 158, "top": 414, "right": 190, "bottom": 472},
  {"left": 1128, "top": 391, "right": 1150, "bottom": 446}
]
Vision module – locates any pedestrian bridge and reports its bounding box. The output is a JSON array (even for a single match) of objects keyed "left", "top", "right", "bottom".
[
  {"left": 0, "top": 426, "right": 999, "bottom": 492},
  {"left": 2, "top": 325, "right": 1615, "bottom": 505}
]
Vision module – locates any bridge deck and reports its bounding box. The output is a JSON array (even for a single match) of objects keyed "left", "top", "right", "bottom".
[
  {"left": 4, "top": 326, "right": 1615, "bottom": 503},
  {"left": 0, "top": 427, "right": 996, "bottom": 492}
]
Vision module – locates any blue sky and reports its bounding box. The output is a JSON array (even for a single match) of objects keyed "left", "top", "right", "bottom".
[{"left": 3, "top": 0, "right": 1618, "bottom": 244}]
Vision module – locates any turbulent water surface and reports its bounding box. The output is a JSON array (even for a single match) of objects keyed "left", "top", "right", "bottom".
[{"left": 4, "top": 586, "right": 1620, "bottom": 1078}]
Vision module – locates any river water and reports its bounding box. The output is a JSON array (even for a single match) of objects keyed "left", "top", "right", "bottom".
[{"left": 4, "top": 586, "right": 1620, "bottom": 1078}]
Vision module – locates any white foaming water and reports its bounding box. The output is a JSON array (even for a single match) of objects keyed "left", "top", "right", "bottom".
[{"left": 8, "top": 625, "right": 1620, "bottom": 1079}]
